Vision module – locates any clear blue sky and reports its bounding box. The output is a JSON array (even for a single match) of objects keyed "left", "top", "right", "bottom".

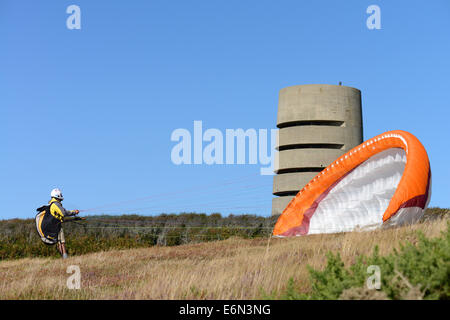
[{"left": 1, "top": 0, "right": 449, "bottom": 219}]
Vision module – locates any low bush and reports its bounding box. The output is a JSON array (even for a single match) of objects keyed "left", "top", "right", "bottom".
[{"left": 272, "top": 221, "right": 450, "bottom": 300}]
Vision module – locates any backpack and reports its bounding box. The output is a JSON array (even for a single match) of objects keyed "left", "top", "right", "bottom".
[{"left": 35, "top": 204, "right": 61, "bottom": 245}]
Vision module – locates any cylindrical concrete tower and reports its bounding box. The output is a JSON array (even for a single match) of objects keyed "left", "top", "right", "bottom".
[{"left": 272, "top": 84, "right": 363, "bottom": 216}]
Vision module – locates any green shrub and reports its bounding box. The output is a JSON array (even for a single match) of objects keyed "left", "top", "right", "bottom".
[{"left": 273, "top": 222, "right": 450, "bottom": 300}]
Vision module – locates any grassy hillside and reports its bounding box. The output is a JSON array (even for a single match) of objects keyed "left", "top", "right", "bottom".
[
  {"left": 0, "top": 208, "right": 446, "bottom": 260},
  {"left": 0, "top": 209, "right": 448, "bottom": 300}
]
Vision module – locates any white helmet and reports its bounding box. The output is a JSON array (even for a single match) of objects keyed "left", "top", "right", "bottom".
[{"left": 50, "top": 188, "right": 64, "bottom": 200}]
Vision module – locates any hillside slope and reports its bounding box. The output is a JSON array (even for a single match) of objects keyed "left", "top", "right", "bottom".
[{"left": 0, "top": 216, "right": 448, "bottom": 299}]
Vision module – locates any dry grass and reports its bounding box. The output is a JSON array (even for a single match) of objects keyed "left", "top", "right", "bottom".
[{"left": 0, "top": 217, "right": 447, "bottom": 300}]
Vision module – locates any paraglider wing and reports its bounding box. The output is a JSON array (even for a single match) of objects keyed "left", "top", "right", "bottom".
[{"left": 273, "top": 130, "right": 431, "bottom": 237}]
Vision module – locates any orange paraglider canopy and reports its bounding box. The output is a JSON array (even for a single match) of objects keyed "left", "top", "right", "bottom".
[{"left": 273, "top": 130, "right": 431, "bottom": 237}]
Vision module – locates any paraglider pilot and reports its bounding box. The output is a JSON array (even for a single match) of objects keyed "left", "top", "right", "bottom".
[{"left": 35, "top": 188, "right": 79, "bottom": 259}]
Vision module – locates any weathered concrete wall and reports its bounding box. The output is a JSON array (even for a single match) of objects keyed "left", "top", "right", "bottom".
[
  {"left": 272, "top": 84, "right": 363, "bottom": 216},
  {"left": 272, "top": 196, "right": 295, "bottom": 216}
]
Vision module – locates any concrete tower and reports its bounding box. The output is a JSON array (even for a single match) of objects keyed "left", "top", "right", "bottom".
[{"left": 272, "top": 84, "right": 363, "bottom": 216}]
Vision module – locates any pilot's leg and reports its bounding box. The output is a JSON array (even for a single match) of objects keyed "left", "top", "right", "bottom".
[{"left": 58, "top": 228, "right": 68, "bottom": 259}]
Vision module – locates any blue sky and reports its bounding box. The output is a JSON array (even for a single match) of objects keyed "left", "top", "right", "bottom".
[{"left": 1, "top": 0, "right": 449, "bottom": 219}]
